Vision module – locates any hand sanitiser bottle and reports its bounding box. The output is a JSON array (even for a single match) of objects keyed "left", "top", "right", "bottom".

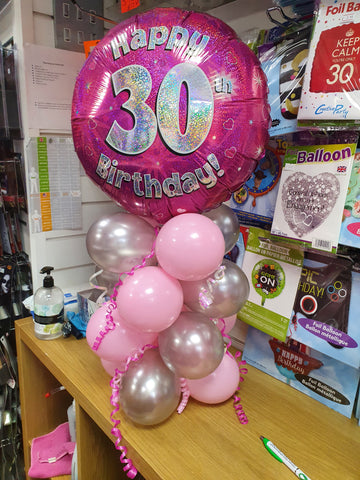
[{"left": 33, "top": 266, "right": 64, "bottom": 340}]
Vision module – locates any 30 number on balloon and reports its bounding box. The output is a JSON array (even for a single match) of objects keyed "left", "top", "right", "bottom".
[{"left": 106, "top": 63, "right": 214, "bottom": 155}]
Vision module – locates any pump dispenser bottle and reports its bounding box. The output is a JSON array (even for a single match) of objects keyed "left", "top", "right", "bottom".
[{"left": 33, "top": 266, "right": 64, "bottom": 340}]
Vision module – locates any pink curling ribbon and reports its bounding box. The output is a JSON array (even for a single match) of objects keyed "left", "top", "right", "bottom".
[
  {"left": 216, "top": 318, "right": 233, "bottom": 357},
  {"left": 91, "top": 228, "right": 159, "bottom": 351},
  {"left": 91, "top": 299, "right": 117, "bottom": 351},
  {"left": 216, "top": 317, "right": 238, "bottom": 359},
  {"left": 218, "top": 322, "right": 249, "bottom": 424},
  {"left": 109, "top": 344, "right": 157, "bottom": 478},
  {"left": 177, "top": 378, "right": 190, "bottom": 414},
  {"left": 110, "top": 371, "right": 137, "bottom": 479},
  {"left": 233, "top": 351, "right": 249, "bottom": 425}
]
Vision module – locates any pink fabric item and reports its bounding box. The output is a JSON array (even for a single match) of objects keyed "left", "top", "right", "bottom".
[{"left": 28, "top": 422, "right": 75, "bottom": 478}]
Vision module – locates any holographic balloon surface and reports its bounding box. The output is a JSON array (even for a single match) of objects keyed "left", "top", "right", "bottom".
[{"left": 72, "top": 8, "right": 270, "bottom": 223}]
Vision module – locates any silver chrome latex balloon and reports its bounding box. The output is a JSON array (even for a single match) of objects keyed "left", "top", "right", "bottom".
[
  {"left": 86, "top": 212, "right": 157, "bottom": 273},
  {"left": 158, "top": 311, "right": 224, "bottom": 379},
  {"left": 119, "top": 348, "right": 181, "bottom": 426},
  {"left": 180, "top": 259, "right": 249, "bottom": 318},
  {"left": 203, "top": 204, "right": 239, "bottom": 253}
]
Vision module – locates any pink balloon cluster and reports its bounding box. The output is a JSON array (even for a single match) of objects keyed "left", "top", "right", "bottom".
[{"left": 86, "top": 209, "right": 249, "bottom": 426}]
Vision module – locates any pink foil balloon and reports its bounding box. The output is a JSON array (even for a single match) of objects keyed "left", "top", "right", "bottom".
[
  {"left": 86, "top": 301, "right": 157, "bottom": 362},
  {"left": 116, "top": 266, "right": 183, "bottom": 332},
  {"left": 155, "top": 213, "right": 225, "bottom": 281},
  {"left": 71, "top": 8, "right": 270, "bottom": 224},
  {"left": 187, "top": 353, "right": 240, "bottom": 404}
]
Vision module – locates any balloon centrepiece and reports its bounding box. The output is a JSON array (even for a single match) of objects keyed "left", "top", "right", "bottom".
[
  {"left": 84, "top": 197, "right": 250, "bottom": 478},
  {"left": 203, "top": 204, "right": 240, "bottom": 253},
  {"left": 76, "top": 5, "right": 269, "bottom": 471},
  {"left": 180, "top": 258, "right": 250, "bottom": 318},
  {"left": 119, "top": 348, "right": 181, "bottom": 426},
  {"left": 72, "top": 8, "right": 270, "bottom": 224},
  {"left": 86, "top": 212, "right": 157, "bottom": 274},
  {"left": 158, "top": 311, "right": 224, "bottom": 379},
  {"left": 116, "top": 266, "right": 184, "bottom": 332},
  {"left": 85, "top": 211, "right": 249, "bottom": 436},
  {"left": 155, "top": 213, "right": 225, "bottom": 281}
]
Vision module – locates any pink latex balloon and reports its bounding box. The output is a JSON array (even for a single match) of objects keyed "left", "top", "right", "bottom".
[
  {"left": 86, "top": 301, "right": 157, "bottom": 362},
  {"left": 116, "top": 266, "right": 183, "bottom": 332},
  {"left": 71, "top": 8, "right": 270, "bottom": 224},
  {"left": 155, "top": 213, "right": 225, "bottom": 281},
  {"left": 101, "top": 358, "right": 125, "bottom": 376},
  {"left": 214, "top": 314, "right": 237, "bottom": 334},
  {"left": 187, "top": 353, "right": 240, "bottom": 404}
]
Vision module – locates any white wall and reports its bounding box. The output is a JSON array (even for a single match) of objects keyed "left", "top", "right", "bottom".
[
  {"left": 2, "top": 0, "right": 279, "bottom": 292},
  {"left": 1, "top": 0, "right": 121, "bottom": 292}
]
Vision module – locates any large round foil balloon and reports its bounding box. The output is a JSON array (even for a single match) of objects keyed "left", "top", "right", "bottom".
[{"left": 72, "top": 8, "right": 270, "bottom": 224}]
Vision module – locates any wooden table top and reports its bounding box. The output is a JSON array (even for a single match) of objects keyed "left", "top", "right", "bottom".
[{"left": 16, "top": 317, "right": 360, "bottom": 480}]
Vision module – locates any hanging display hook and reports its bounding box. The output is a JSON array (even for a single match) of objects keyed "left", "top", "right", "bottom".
[{"left": 266, "top": 6, "right": 299, "bottom": 28}]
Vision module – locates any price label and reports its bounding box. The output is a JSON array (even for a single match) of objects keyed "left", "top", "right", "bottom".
[{"left": 121, "top": 0, "right": 140, "bottom": 14}]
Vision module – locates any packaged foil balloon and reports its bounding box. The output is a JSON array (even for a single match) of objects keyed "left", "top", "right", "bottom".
[{"left": 72, "top": 7, "right": 270, "bottom": 224}]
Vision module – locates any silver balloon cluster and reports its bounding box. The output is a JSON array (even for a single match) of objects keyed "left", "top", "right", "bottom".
[{"left": 85, "top": 206, "right": 249, "bottom": 426}]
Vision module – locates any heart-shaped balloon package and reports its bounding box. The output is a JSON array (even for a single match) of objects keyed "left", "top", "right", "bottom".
[{"left": 281, "top": 171, "right": 340, "bottom": 238}]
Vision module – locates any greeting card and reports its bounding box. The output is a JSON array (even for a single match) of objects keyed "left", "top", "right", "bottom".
[{"left": 271, "top": 143, "right": 356, "bottom": 252}]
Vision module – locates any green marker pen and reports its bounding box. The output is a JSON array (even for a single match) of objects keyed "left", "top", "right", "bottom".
[{"left": 260, "top": 436, "right": 312, "bottom": 480}]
